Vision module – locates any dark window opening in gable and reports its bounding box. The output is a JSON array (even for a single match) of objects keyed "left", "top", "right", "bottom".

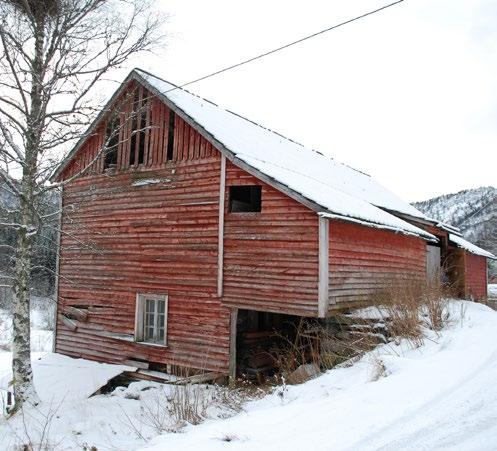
[
  {"left": 103, "top": 115, "right": 119, "bottom": 169},
  {"left": 166, "top": 110, "right": 175, "bottom": 161},
  {"left": 137, "top": 88, "right": 149, "bottom": 165},
  {"left": 129, "top": 88, "right": 140, "bottom": 166},
  {"left": 229, "top": 185, "right": 262, "bottom": 213}
]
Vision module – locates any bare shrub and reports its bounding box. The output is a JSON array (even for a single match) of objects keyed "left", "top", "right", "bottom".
[
  {"left": 166, "top": 382, "right": 208, "bottom": 428},
  {"left": 210, "top": 385, "right": 247, "bottom": 418},
  {"left": 138, "top": 388, "right": 175, "bottom": 434},
  {"left": 373, "top": 278, "right": 425, "bottom": 347},
  {"left": 373, "top": 275, "right": 453, "bottom": 345},
  {"left": 6, "top": 402, "right": 64, "bottom": 451},
  {"left": 268, "top": 318, "right": 321, "bottom": 383},
  {"left": 268, "top": 316, "right": 382, "bottom": 384},
  {"left": 136, "top": 383, "right": 244, "bottom": 433},
  {"left": 133, "top": 375, "right": 212, "bottom": 433},
  {"left": 422, "top": 280, "right": 450, "bottom": 332}
]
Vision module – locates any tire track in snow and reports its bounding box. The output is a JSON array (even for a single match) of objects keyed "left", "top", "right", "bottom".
[{"left": 348, "top": 348, "right": 497, "bottom": 450}]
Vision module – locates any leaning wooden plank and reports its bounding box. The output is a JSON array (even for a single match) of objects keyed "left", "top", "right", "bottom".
[
  {"left": 65, "top": 306, "right": 89, "bottom": 322},
  {"left": 172, "top": 371, "right": 225, "bottom": 385},
  {"left": 132, "top": 369, "right": 179, "bottom": 383},
  {"left": 124, "top": 359, "right": 149, "bottom": 370},
  {"left": 61, "top": 315, "right": 78, "bottom": 331}
]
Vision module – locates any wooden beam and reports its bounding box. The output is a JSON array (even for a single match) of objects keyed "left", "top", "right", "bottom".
[
  {"left": 61, "top": 315, "right": 77, "bottom": 331},
  {"left": 65, "top": 306, "right": 88, "bottom": 322},
  {"left": 318, "top": 216, "right": 330, "bottom": 317},
  {"left": 229, "top": 307, "right": 238, "bottom": 383},
  {"left": 173, "top": 372, "right": 225, "bottom": 385},
  {"left": 124, "top": 359, "right": 149, "bottom": 370},
  {"left": 217, "top": 154, "right": 226, "bottom": 297},
  {"left": 52, "top": 186, "right": 63, "bottom": 352}
]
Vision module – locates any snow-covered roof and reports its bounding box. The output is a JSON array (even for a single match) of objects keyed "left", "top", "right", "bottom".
[
  {"left": 133, "top": 69, "right": 434, "bottom": 240},
  {"left": 436, "top": 222, "right": 462, "bottom": 235},
  {"left": 449, "top": 234, "right": 495, "bottom": 259}
]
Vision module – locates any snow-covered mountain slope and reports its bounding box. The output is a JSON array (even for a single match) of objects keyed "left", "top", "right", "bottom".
[{"left": 413, "top": 186, "right": 497, "bottom": 257}]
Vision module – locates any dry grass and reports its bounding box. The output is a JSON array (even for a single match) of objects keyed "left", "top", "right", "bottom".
[
  {"left": 269, "top": 318, "right": 319, "bottom": 377},
  {"left": 4, "top": 401, "right": 64, "bottom": 451},
  {"left": 373, "top": 279, "right": 425, "bottom": 347},
  {"left": 373, "top": 276, "right": 453, "bottom": 346},
  {"left": 122, "top": 371, "right": 254, "bottom": 436},
  {"left": 247, "top": 277, "right": 454, "bottom": 386},
  {"left": 422, "top": 283, "right": 450, "bottom": 332},
  {"left": 136, "top": 381, "right": 209, "bottom": 434},
  {"left": 268, "top": 316, "right": 383, "bottom": 384}
]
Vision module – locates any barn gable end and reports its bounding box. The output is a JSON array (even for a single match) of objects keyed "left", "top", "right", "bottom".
[{"left": 54, "top": 77, "right": 325, "bottom": 374}]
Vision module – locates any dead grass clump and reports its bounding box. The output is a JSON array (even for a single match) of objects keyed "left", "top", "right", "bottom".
[
  {"left": 422, "top": 281, "right": 450, "bottom": 332},
  {"left": 268, "top": 318, "right": 323, "bottom": 384},
  {"left": 138, "top": 382, "right": 208, "bottom": 433},
  {"left": 269, "top": 317, "right": 383, "bottom": 384},
  {"left": 167, "top": 383, "right": 208, "bottom": 427},
  {"left": 373, "top": 279, "right": 425, "bottom": 347},
  {"left": 126, "top": 371, "right": 253, "bottom": 435},
  {"left": 374, "top": 276, "right": 453, "bottom": 345}
]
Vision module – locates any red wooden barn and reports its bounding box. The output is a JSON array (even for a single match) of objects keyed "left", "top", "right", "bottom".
[{"left": 51, "top": 69, "right": 495, "bottom": 379}]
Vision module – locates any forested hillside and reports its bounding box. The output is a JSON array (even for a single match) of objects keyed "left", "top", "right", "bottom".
[{"left": 0, "top": 178, "right": 58, "bottom": 304}]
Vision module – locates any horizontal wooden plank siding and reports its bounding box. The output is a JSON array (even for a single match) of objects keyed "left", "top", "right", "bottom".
[
  {"left": 328, "top": 220, "right": 426, "bottom": 310},
  {"left": 59, "top": 82, "right": 217, "bottom": 181},
  {"left": 222, "top": 162, "right": 320, "bottom": 316},
  {"left": 56, "top": 148, "right": 231, "bottom": 372},
  {"left": 464, "top": 253, "right": 487, "bottom": 300}
]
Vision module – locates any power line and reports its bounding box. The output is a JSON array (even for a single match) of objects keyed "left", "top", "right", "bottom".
[{"left": 166, "top": 0, "right": 405, "bottom": 93}]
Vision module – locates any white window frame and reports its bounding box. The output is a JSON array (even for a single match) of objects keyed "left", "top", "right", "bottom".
[{"left": 135, "top": 293, "right": 168, "bottom": 346}]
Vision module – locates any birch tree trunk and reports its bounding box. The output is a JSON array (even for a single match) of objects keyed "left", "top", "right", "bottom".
[
  {"left": 11, "top": 197, "right": 39, "bottom": 407},
  {"left": 10, "top": 10, "right": 45, "bottom": 410}
]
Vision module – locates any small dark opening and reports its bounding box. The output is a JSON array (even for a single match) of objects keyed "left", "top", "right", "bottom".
[
  {"left": 166, "top": 110, "right": 175, "bottom": 161},
  {"left": 236, "top": 309, "right": 303, "bottom": 381},
  {"left": 229, "top": 185, "right": 262, "bottom": 213},
  {"left": 104, "top": 116, "right": 119, "bottom": 169}
]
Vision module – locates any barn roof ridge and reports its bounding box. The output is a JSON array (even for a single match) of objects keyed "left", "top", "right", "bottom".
[{"left": 133, "top": 69, "right": 373, "bottom": 180}]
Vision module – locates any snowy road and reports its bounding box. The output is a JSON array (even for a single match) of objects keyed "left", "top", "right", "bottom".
[{"left": 143, "top": 301, "right": 497, "bottom": 451}]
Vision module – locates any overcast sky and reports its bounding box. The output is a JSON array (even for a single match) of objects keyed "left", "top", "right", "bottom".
[{"left": 124, "top": 0, "right": 497, "bottom": 202}]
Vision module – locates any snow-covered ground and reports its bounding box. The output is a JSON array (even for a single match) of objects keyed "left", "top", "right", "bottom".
[
  {"left": 1, "top": 300, "right": 497, "bottom": 450},
  {"left": 489, "top": 284, "right": 497, "bottom": 299}
]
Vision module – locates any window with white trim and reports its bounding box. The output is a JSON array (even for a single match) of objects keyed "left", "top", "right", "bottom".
[{"left": 135, "top": 293, "right": 168, "bottom": 345}]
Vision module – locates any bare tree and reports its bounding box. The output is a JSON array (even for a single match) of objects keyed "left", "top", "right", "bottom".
[{"left": 0, "top": 0, "right": 164, "bottom": 411}]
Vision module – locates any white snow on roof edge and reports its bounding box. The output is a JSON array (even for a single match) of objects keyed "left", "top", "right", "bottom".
[
  {"left": 320, "top": 212, "right": 436, "bottom": 241},
  {"left": 449, "top": 234, "right": 495, "bottom": 259}
]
